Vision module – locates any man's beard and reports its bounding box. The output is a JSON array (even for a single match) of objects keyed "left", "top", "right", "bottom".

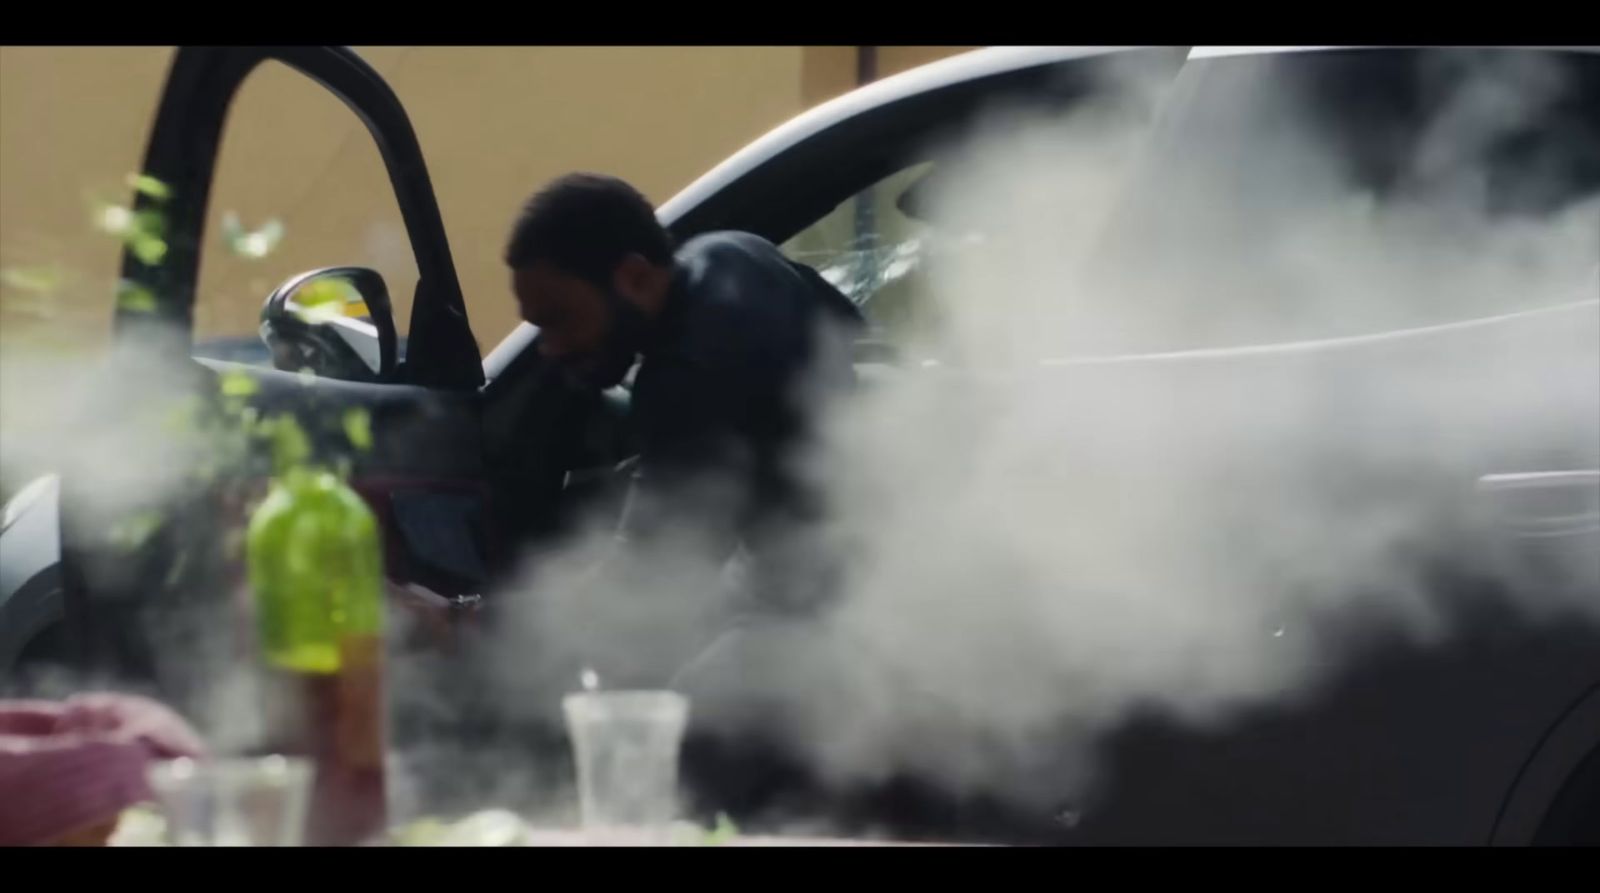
[
  {"left": 561, "top": 289, "right": 649, "bottom": 391},
  {"left": 564, "top": 341, "right": 637, "bottom": 391}
]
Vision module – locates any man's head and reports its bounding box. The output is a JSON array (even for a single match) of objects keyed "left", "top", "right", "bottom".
[{"left": 505, "top": 173, "right": 676, "bottom": 389}]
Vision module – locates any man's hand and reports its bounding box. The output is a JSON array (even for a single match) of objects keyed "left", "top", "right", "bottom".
[
  {"left": 0, "top": 693, "right": 206, "bottom": 846},
  {"left": 386, "top": 579, "right": 482, "bottom": 651}
]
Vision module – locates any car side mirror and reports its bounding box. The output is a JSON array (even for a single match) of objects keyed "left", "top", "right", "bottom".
[{"left": 259, "top": 267, "right": 399, "bottom": 382}]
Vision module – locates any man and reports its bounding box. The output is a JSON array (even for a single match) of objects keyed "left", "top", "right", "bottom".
[
  {"left": 505, "top": 173, "right": 864, "bottom": 629},
  {"left": 496, "top": 173, "right": 877, "bottom": 827}
]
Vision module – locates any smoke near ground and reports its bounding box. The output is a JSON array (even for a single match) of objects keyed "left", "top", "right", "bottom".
[
  {"left": 3, "top": 48, "right": 1596, "bottom": 836},
  {"left": 476, "top": 48, "right": 1600, "bottom": 822}
]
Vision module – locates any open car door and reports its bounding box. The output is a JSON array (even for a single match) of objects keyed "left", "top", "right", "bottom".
[{"left": 58, "top": 47, "right": 495, "bottom": 703}]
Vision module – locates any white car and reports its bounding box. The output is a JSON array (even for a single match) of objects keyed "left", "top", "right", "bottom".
[{"left": 3, "top": 45, "right": 1597, "bottom": 845}]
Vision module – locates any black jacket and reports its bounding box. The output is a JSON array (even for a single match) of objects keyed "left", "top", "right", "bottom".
[{"left": 621, "top": 231, "right": 864, "bottom": 611}]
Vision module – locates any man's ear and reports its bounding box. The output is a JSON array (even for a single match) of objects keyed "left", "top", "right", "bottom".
[{"left": 613, "top": 253, "right": 666, "bottom": 306}]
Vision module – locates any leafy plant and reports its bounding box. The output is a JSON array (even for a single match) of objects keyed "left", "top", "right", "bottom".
[
  {"left": 93, "top": 191, "right": 168, "bottom": 267},
  {"left": 86, "top": 176, "right": 372, "bottom": 555},
  {"left": 699, "top": 813, "right": 740, "bottom": 846},
  {"left": 222, "top": 212, "right": 284, "bottom": 260}
]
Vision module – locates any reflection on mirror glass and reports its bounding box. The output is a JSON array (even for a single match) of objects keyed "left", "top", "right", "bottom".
[
  {"left": 193, "top": 59, "right": 418, "bottom": 354},
  {"left": 259, "top": 270, "right": 391, "bottom": 381},
  {"left": 288, "top": 277, "right": 382, "bottom": 375}
]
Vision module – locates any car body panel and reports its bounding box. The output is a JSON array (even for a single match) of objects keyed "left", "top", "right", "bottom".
[{"left": 0, "top": 476, "right": 63, "bottom": 673}]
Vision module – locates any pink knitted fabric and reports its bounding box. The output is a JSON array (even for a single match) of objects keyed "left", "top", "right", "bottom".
[{"left": 0, "top": 694, "right": 206, "bottom": 845}]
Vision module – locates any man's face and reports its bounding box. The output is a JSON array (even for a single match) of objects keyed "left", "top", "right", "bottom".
[
  {"left": 513, "top": 258, "right": 664, "bottom": 390},
  {"left": 512, "top": 262, "right": 612, "bottom": 363}
]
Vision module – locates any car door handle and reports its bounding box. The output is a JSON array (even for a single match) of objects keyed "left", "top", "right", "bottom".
[{"left": 1476, "top": 471, "right": 1600, "bottom": 538}]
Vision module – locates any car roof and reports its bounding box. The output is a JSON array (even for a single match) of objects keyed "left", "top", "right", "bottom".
[
  {"left": 657, "top": 44, "right": 1600, "bottom": 229},
  {"left": 488, "top": 45, "right": 1599, "bottom": 380},
  {"left": 657, "top": 47, "right": 1147, "bottom": 225}
]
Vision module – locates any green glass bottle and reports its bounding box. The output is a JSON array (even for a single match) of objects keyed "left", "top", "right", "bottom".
[{"left": 247, "top": 466, "right": 388, "bottom": 846}]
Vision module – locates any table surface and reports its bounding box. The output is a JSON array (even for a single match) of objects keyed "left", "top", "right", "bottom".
[{"left": 520, "top": 828, "right": 940, "bottom": 847}]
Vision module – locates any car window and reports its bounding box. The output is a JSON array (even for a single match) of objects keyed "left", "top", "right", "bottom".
[
  {"left": 1071, "top": 48, "right": 1600, "bottom": 356},
  {"left": 192, "top": 60, "right": 417, "bottom": 361},
  {"left": 794, "top": 50, "right": 1600, "bottom": 364},
  {"left": 780, "top": 163, "right": 938, "bottom": 348}
]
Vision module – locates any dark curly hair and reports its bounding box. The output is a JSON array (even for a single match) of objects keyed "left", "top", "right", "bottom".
[{"left": 504, "top": 173, "right": 675, "bottom": 285}]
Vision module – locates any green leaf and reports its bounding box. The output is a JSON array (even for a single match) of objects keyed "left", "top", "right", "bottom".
[
  {"left": 291, "top": 276, "right": 358, "bottom": 324},
  {"left": 219, "top": 370, "right": 260, "bottom": 398},
  {"left": 223, "top": 213, "right": 285, "bottom": 259},
  {"left": 161, "top": 396, "right": 206, "bottom": 433},
  {"left": 244, "top": 410, "right": 273, "bottom": 437},
  {"left": 108, "top": 511, "right": 163, "bottom": 552},
  {"left": 293, "top": 301, "right": 346, "bottom": 325},
  {"left": 126, "top": 173, "right": 172, "bottom": 201},
  {"left": 129, "top": 233, "right": 168, "bottom": 265},
  {"left": 298, "top": 281, "right": 342, "bottom": 307},
  {"left": 700, "top": 813, "right": 739, "bottom": 846},
  {"left": 95, "top": 204, "right": 167, "bottom": 265},
  {"left": 392, "top": 818, "right": 450, "bottom": 847},
  {"left": 94, "top": 203, "right": 135, "bottom": 236},
  {"left": 115, "top": 281, "right": 158, "bottom": 313},
  {"left": 297, "top": 276, "right": 356, "bottom": 308},
  {"left": 4, "top": 295, "right": 59, "bottom": 320},
  {"left": 267, "top": 415, "right": 311, "bottom": 473},
  {"left": 342, "top": 408, "right": 373, "bottom": 452},
  {"left": 110, "top": 805, "right": 169, "bottom": 847},
  {"left": 0, "top": 265, "right": 64, "bottom": 295},
  {"left": 132, "top": 209, "right": 165, "bottom": 237}
]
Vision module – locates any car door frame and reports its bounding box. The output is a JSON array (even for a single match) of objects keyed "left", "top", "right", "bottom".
[
  {"left": 48, "top": 47, "right": 495, "bottom": 684},
  {"left": 117, "top": 45, "right": 481, "bottom": 391}
]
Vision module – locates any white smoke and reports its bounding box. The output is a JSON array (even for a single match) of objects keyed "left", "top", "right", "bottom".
[
  {"left": 0, "top": 321, "right": 256, "bottom": 718},
  {"left": 478, "top": 48, "right": 1600, "bottom": 829},
  {"left": 3, "top": 48, "right": 1595, "bottom": 842}
]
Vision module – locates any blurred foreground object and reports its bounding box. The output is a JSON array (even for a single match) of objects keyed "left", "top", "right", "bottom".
[
  {"left": 386, "top": 810, "right": 934, "bottom": 846},
  {"left": 390, "top": 809, "right": 532, "bottom": 846},
  {"left": 146, "top": 755, "right": 312, "bottom": 846},
  {"left": 246, "top": 467, "right": 389, "bottom": 845},
  {"left": 563, "top": 689, "right": 690, "bottom": 841},
  {"left": 0, "top": 693, "right": 206, "bottom": 846}
]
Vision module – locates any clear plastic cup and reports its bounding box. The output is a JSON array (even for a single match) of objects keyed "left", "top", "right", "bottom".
[
  {"left": 146, "top": 755, "right": 312, "bottom": 846},
  {"left": 562, "top": 690, "right": 690, "bottom": 840}
]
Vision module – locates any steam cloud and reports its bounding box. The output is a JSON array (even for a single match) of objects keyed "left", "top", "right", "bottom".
[
  {"left": 476, "top": 48, "right": 1600, "bottom": 827},
  {"left": 3, "top": 48, "right": 1596, "bottom": 839}
]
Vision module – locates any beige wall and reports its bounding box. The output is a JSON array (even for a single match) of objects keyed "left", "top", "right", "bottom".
[
  {"left": 878, "top": 46, "right": 983, "bottom": 77},
  {"left": 0, "top": 46, "right": 975, "bottom": 354},
  {"left": 0, "top": 47, "right": 171, "bottom": 353}
]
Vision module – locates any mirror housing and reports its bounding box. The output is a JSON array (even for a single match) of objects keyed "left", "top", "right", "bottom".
[{"left": 259, "top": 267, "right": 399, "bottom": 382}]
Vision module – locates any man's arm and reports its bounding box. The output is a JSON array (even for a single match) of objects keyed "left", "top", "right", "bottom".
[{"left": 614, "top": 355, "right": 760, "bottom": 560}]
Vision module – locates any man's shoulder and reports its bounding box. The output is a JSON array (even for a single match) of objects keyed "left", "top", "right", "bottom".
[
  {"left": 673, "top": 230, "right": 859, "bottom": 319},
  {"left": 673, "top": 230, "right": 792, "bottom": 285},
  {"left": 670, "top": 231, "right": 805, "bottom": 323},
  {"left": 677, "top": 230, "right": 783, "bottom": 259},
  {"left": 658, "top": 232, "right": 818, "bottom": 370},
  {"left": 664, "top": 230, "right": 862, "bottom": 362}
]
